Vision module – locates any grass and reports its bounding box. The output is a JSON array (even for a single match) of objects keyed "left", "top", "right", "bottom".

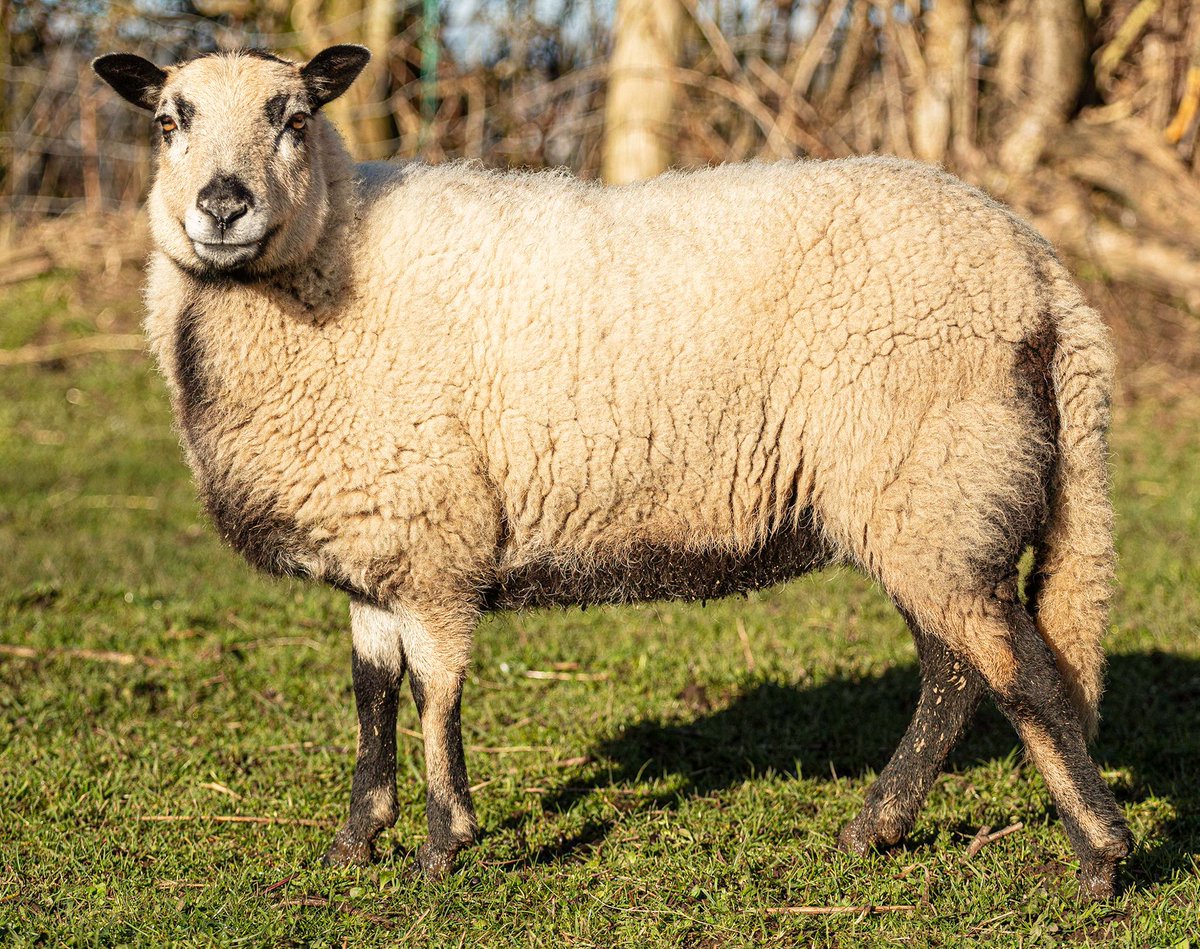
[{"left": 1, "top": 271, "right": 1198, "bottom": 946}]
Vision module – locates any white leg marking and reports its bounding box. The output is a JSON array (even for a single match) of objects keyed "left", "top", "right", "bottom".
[{"left": 350, "top": 599, "right": 413, "bottom": 676}]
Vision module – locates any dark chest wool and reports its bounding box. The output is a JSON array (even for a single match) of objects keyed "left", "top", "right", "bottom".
[{"left": 172, "top": 301, "right": 317, "bottom": 582}]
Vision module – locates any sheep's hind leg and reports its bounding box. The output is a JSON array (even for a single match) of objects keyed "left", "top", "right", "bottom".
[
  {"left": 838, "top": 617, "right": 984, "bottom": 854},
  {"left": 901, "top": 590, "right": 1131, "bottom": 900},
  {"left": 324, "top": 600, "right": 406, "bottom": 867},
  {"left": 988, "top": 603, "right": 1131, "bottom": 899}
]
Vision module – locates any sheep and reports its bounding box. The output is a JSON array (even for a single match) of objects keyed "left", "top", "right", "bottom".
[{"left": 92, "top": 45, "right": 1131, "bottom": 899}]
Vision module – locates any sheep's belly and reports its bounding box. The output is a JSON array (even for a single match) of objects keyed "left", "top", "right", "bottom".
[{"left": 485, "top": 516, "right": 833, "bottom": 611}]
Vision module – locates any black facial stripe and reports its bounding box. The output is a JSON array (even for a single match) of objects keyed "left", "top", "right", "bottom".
[
  {"left": 264, "top": 93, "right": 290, "bottom": 127},
  {"left": 174, "top": 95, "right": 196, "bottom": 132},
  {"left": 277, "top": 127, "right": 306, "bottom": 150}
]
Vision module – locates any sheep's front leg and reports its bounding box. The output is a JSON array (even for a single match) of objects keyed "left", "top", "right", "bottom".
[
  {"left": 403, "top": 607, "right": 478, "bottom": 878},
  {"left": 324, "top": 600, "right": 406, "bottom": 867}
]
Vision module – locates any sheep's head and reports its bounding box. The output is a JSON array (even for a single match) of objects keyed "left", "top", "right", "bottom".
[{"left": 93, "top": 46, "right": 369, "bottom": 276}]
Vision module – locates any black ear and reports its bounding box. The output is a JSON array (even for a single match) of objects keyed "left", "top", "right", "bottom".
[
  {"left": 300, "top": 45, "right": 371, "bottom": 109},
  {"left": 92, "top": 53, "right": 167, "bottom": 112}
]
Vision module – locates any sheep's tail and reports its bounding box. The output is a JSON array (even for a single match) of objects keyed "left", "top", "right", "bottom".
[{"left": 1030, "top": 282, "right": 1117, "bottom": 741}]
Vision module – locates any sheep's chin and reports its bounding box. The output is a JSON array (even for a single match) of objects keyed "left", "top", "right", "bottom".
[{"left": 191, "top": 240, "right": 262, "bottom": 270}]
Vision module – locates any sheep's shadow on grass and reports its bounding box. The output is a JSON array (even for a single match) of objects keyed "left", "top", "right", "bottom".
[{"left": 506, "top": 652, "right": 1200, "bottom": 884}]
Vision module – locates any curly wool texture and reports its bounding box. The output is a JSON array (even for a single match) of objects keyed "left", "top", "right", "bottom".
[{"left": 145, "top": 137, "right": 1114, "bottom": 728}]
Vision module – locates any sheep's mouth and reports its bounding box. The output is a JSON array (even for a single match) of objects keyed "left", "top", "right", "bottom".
[
  {"left": 180, "top": 215, "right": 277, "bottom": 271},
  {"left": 191, "top": 236, "right": 266, "bottom": 269}
]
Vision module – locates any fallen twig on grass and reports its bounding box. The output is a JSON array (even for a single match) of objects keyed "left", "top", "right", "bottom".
[
  {"left": 764, "top": 904, "right": 918, "bottom": 915},
  {"left": 468, "top": 777, "right": 500, "bottom": 793},
  {"left": 233, "top": 636, "right": 325, "bottom": 651},
  {"left": 966, "top": 824, "right": 992, "bottom": 855},
  {"left": 965, "top": 909, "right": 1020, "bottom": 936},
  {"left": 0, "top": 334, "right": 144, "bottom": 366},
  {"left": 524, "top": 669, "right": 610, "bottom": 682},
  {"left": 896, "top": 863, "right": 935, "bottom": 907},
  {"left": 0, "top": 643, "right": 177, "bottom": 668},
  {"left": 735, "top": 617, "right": 756, "bottom": 672},
  {"left": 966, "top": 822, "right": 1023, "bottom": 857},
  {"left": 137, "top": 814, "right": 334, "bottom": 828},
  {"left": 469, "top": 744, "right": 555, "bottom": 754},
  {"left": 197, "top": 781, "right": 242, "bottom": 800}
]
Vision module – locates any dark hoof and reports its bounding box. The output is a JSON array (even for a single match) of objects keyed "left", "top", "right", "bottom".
[
  {"left": 414, "top": 841, "right": 459, "bottom": 879},
  {"left": 414, "top": 835, "right": 478, "bottom": 879},
  {"left": 1077, "top": 833, "right": 1132, "bottom": 902},
  {"left": 837, "top": 820, "right": 874, "bottom": 856},
  {"left": 322, "top": 833, "right": 373, "bottom": 868},
  {"left": 838, "top": 815, "right": 903, "bottom": 856},
  {"left": 1078, "top": 865, "right": 1117, "bottom": 902}
]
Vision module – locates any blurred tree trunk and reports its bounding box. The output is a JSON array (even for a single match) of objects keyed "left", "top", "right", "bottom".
[
  {"left": 293, "top": 0, "right": 397, "bottom": 159},
  {"left": 351, "top": 0, "right": 397, "bottom": 159},
  {"left": 994, "top": 0, "right": 1087, "bottom": 173},
  {"left": 0, "top": 0, "right": 11, "bottom": 208},
  {"left": 911, "top": 0, "right": 972, "bottom": 163},
  {"left": 603, "top": 0, "right": 683, "bottom": 184}
]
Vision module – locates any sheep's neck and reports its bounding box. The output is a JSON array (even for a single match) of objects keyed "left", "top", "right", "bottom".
[
  {"left": 262, "top": 173, "right": 358, "bottom": 314},
  {"left": 154, "top": 246, "right": 366, "bottom": 587}
]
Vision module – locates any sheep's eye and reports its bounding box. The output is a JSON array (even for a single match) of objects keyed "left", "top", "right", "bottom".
[
  {"left": 158, "top": 116, "right": 177, "bottom": 134},
  {"left": 288, "top": 113, "right": 307, "bottom": 131}
]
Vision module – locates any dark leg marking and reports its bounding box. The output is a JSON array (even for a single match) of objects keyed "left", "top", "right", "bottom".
[
  {"left": 839, "top": 618, "right": 985, "bottom": 854},
  {"left": 323, "top": 648, "right": 403, "bottom": 867},
  {"left": 409, "top": 672, "right": 477, "bottom": 879},
  {"left": 989, "top": 607, "right": 1132, "bottom": 899}
]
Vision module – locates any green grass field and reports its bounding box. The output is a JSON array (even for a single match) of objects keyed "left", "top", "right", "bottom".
[{"left": 1, "top": 272, "right": 1198, "bottom": 946}]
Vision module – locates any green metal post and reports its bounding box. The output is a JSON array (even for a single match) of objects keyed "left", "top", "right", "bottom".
[{"left": 419, "top": 0, "right": 440, "bottom": 145}]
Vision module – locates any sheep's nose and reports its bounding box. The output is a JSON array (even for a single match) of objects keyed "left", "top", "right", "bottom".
[{"left": 196, "top": 174, "right": 254, "bottom": 231}]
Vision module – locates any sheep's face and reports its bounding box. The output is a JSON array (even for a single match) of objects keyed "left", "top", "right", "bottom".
[{"left": 94, "top": 47, "right": 369, "bottom": 276}]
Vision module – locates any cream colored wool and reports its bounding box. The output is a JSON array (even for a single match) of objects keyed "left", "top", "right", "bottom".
[
  {"left": 92, "top": 48, "right": 1128, "bottom": 887},
  {"left": 148, "top": 120, "right": 1110, "bottom": 722},
  {"left": 134, "top": 53, "right": 1115, "bottom": 734}
]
